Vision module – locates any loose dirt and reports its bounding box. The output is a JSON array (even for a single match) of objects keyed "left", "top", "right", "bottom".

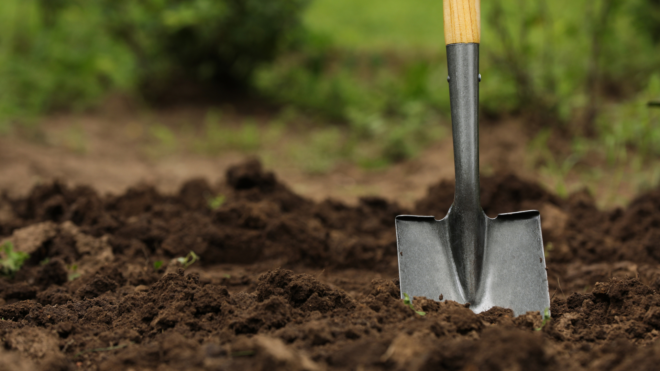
[{"left": 0, "top": 159, "right": 659, "bottom": 370}]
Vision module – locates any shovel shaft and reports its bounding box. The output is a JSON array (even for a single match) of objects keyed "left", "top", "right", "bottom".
[
  {"left": 448, "top": 44, "right": 480, "bottom": 213},
  {"left": 447, "top": 43, "right": 483, "bottom": 302}
]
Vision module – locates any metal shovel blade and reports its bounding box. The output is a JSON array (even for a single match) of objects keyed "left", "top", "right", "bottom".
[
  {"left": 394, "top": 43, "right": 550, "bottom": 316},
  {"left": 396, "top": 210, "right": 550, "bottom": 316}
]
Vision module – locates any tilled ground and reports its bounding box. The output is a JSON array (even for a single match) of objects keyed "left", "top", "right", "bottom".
[{"left": 0, "top": 159, "right": 659, "bottom": 370}]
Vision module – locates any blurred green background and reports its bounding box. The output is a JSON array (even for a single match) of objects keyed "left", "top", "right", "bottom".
[{"left": 0, "top": 0, "right": 659, "bottom": 176}]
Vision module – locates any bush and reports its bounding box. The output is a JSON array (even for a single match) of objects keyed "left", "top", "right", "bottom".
[
  {"left": 97, "top": 0, "right": 310, "bottom": 95},
  {"left": 0, "top": 1, "right": 135, "bottom": 127},
  {"left": 261, "top": 0, "right": 660, "bottom": 126},
  {"left": 632, "top": 0, "right": 660, "bottom": 44},
  {"left": 597, "top": 74, "right": 660, "bottom": 162},
  {"left": 0, "top": 0, "right": 310, "bottom": 125}
]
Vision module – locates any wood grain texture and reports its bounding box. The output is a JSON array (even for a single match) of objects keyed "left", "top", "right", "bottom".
[{"left": 444, "top": 0, "right": 481, "bottom": 45}]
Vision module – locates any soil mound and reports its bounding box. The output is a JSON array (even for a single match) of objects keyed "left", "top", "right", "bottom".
[{"left": 0, "top": 159, "right": 658, "bottom": 370}]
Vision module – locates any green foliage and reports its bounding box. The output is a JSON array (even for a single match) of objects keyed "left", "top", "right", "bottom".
[
  {"left": 631, "top": 0, "right": 660, "bottom": 44},
  {"left": 0, "top": 0, "right": 135, "bottom": 127},
  {"left": 153, "top": 260, "right": 164, "bottom": 271},
  {"left": 208, "top": 195, "right": 226, "bottom": 210},
  {"left": 60, "top": 124, "right": 88, "bottom": 154},
  {"left": 304, "top": 0, "right": 444, "bottom": 51},
  {"left": 149, "top": 124, "right": 178, "bottom": 155},
  {"left": 528, "top": 129, "right": 584, "bottom": 198},
  {"left": 535, "top": 307, "right": 552, "bottom": 331},
  {"left": 95, "top": 0, "right": 310, "bottom": 93},
  {"left": 478, "top": 0, "right": 660, "bottom": 121},
  {"left": 194, "top": 112, "right": 263, "bottom": 154},
  {"left": 402, "top": 293, "right": 426, "bottom": 316},
  {"left": 230, "top": 121, "right": 261, "bottom": 152},
  {"left": 0, "top": 0, "right": 309, "bottom": 124},
  {"left": 257, "top": 53, "right": 448, "bottom": 166},
  {"left": 176, "top": 251, "right": 200, "bottom": 269},
  {"left": 0, "top": 242, "right": 29, "bottom": 277},
  {"left": 289, "top": 127, "right": 344, "bottom": 173},
  {"left": 256, "top": 50, "right": 450, "bottom": 120},
  {"left": 260, "top": 0, "right": 660, "bottom": 158},
  {"left": 355, "top": 102, "right": 445, "bottom": 167},
  {"left": 597, "top": 74, "right": 660, "bottom": 161}
]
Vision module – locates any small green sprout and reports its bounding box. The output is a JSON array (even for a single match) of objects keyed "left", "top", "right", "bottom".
[
  {"left": 176, "top": 252, "right": 200, "bottom": 269},
  {"left": 223, "top": 274, "right": 231, "bottom": 279},
  {"left": 535, "top": 307, "right": 551, "bottom": 331},
  {"left": 153, "top": 260, "right": 164, "bottom": 271},
  {"left": 0, "top": 242, "right": 30, "bottom": 277},
  {"left": 403, "top": 293, "right": 426, "bottom": 316},
  {"left": 39, "top": 258, "right": 50, "bottom": 266},
  {"left": 208, "top": 195, "right": 226, "bottom": 210},
  {"left": 68, "top": 264, "right": 81, "bottom": 281}
]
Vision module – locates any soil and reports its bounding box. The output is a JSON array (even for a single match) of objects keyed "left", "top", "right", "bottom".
[{"left": 0, "top": 158, "right": 659, "bottom": 370}]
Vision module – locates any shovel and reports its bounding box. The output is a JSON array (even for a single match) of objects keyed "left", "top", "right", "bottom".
[{"left": 395, "top": 0, "right": 550, "bottom": 316}]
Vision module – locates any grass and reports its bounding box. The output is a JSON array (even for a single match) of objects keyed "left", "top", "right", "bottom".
[
  {"left": 136, "top": 105, "right": 448, "bottom": 173},
  {"left": 528, "top": 131, "right": 660, "bottom": 209},
  {"left": 304, "top": 0, "right": 444, "bottom": 51},
  {"left": 193, "top": 112, "right": 262, "bottom": 155},
  {"left": 61, "top": 124, "right": 88, "bottom": 154},
  {"left": 288, "top": 127, "right": 344, "bottom": 174},
  {"left": 527, "top": 73, "right": 660, "bottom": 208},
  {"left": 148, "top": 124, "right": 178, "bottom": 156}
]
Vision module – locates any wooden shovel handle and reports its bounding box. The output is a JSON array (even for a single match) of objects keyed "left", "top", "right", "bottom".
[{"left": 444, "top": 0, "right": 481, "bottom": 45}]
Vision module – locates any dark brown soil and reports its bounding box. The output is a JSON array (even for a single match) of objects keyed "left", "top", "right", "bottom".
[{"left": 0, "top": 159, "right": 659, "bottom": 370}]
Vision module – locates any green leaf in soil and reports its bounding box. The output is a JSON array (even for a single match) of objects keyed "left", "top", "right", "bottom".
[
  {"left": 403, "top": 292, "right": 426, "bottom": 316},
  {"left": 208, "top": 195, "right": 226, "bottom": 210},
  {"left": 0, "top": 242, "right": 29, "bottom": 277},
  {"left": 67, "top": 263, "right": 80, "bottom": 281},
  {"left": 535, "top": 307, "right": 551, "bottom": 331}
]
